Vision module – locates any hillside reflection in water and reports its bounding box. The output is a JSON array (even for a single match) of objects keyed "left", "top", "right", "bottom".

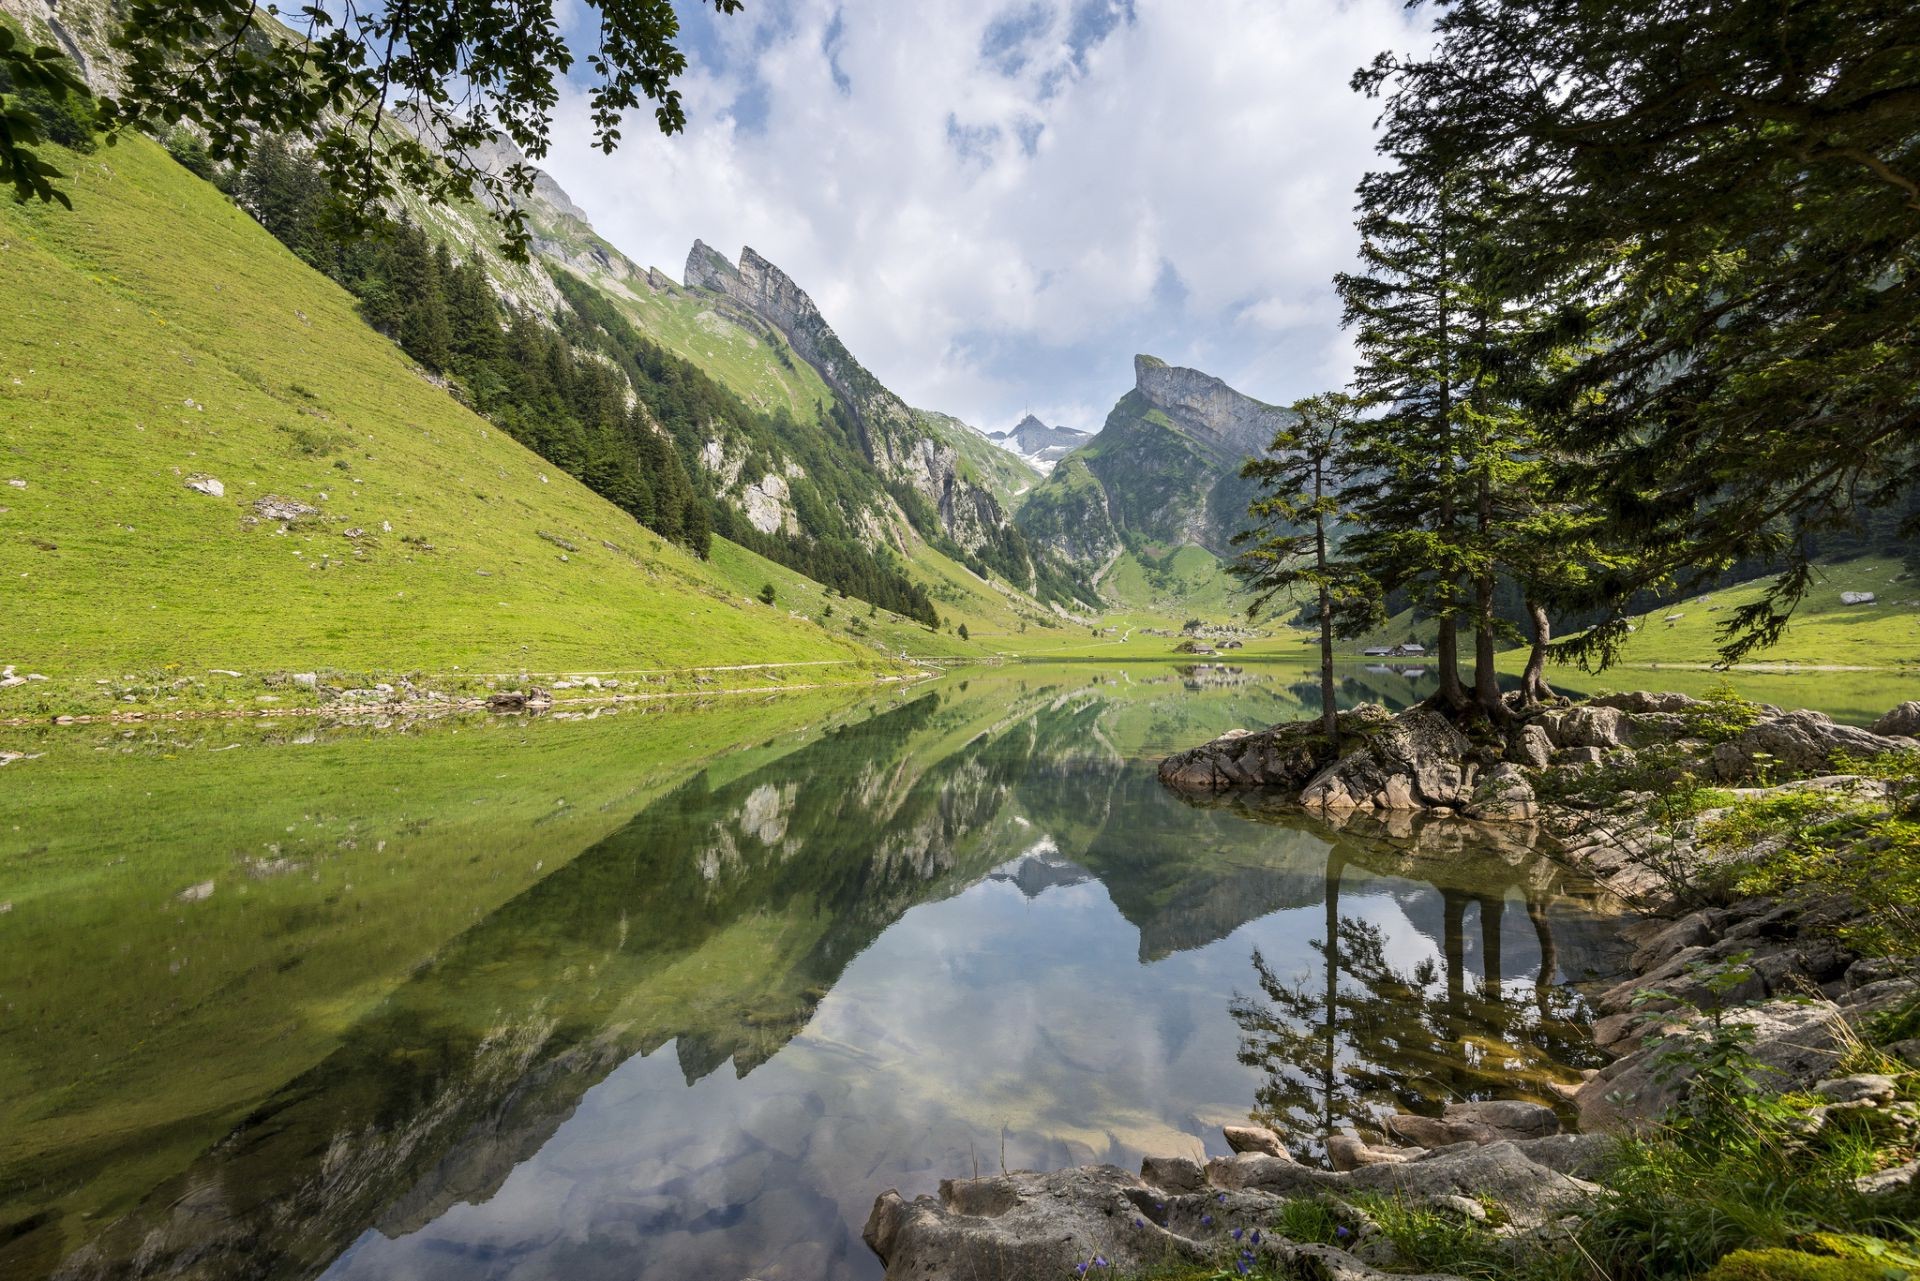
[{"left": 6, "top": 665, "right": 1627, "bottom": 1281}]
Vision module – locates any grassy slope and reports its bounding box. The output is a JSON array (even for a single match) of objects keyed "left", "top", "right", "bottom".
[
  {"left": 604, "top": 270, "right": 841, "bottom": 422},
  {"left": 1602, "top": 553, "right": 1920, "bottom": 669},
  {"left": 1102, "top": 544, "right": 1243, "bottom": 619},
  {"left": 0, "top": 137, "right": 901, "bottom": 716}
]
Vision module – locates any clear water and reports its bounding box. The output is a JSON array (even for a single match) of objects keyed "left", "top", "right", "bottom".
[{"left": 1, "top": 665, "right": 1627, "bottom": 1281}]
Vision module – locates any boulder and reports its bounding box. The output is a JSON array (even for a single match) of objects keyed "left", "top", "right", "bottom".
[
  {"left": 1576, "top": 1000, "right": 1846, "bottom": 1131},
  {"left": 1589, "top": 691, "right": 1703, "bottom": 715},
  {"left": 1156, "top": 709, "right": 1390, "bottom": 794},
  {"left": 1711, "top": 711, "right": 1914, "bottom": 782},
  {"left": 184, "top": 473, "right": 224, "bottom": 497},
  {"left": 254, "top": 495, "right": 319, "bottom": 522},
  {"left": 1508, "top": 723, "right": 1554, "bottom": 769},
  {"left": 1539, "top": 705, "right": 1635, "bottom": 749},
  {"left": 1138, "top": 1156, "right": 1206, "bottom": 1194},
  {"left": 1325, "top": 1135, "right": 1409, "bottom": 1171},
  {"left": 1465, "top": 763, "right": 1538, "bottom": 822},
  {"left": 1870, "top": 701, "right": 1920, "bottom": 738},
  {"left": 1813, "top": 1075, "right": 1897, "bottom": 1107},
  {"left": 1222, "top": 1125, "right": 1292, "bottom": 1160},
  {"left": 1441, "top": 1100, "right": 1561, "bottom": 1142},
  {"left": 1508, "top": 1133, "right": 1615, "bottom": 1180},
  {"left": 1299, "top": 710, "right": 1474, "bottom": 812},
  {"left": 1839, "top": 591, "right": 1876, "bottom": 605}
]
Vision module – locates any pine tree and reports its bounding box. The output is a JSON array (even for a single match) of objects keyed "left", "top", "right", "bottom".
[{"left": 1235, "top": 392, "right": 1383, "bottom": 740}]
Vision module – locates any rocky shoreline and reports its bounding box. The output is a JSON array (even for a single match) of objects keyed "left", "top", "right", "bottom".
[{"left": 859, "top": 692, "right": 1920, "bottom": 1281}]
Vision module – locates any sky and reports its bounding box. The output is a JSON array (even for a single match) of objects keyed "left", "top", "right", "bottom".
[{"left": 540, "top": 0, "right": 1432, "bottom": 435}]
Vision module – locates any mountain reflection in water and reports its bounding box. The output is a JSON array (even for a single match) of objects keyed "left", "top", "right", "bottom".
[{"left": 6, "top": 667, "right": 1628, "bottom": 1281}]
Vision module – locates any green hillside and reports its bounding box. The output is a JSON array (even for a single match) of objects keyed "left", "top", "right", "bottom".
[
  {"left": 1599, "top": 553, "right": 1920, "bottom": 669},
  {"left": 0, "top": 137, "right": 901, "bottom": 718},
  {"left": 1101, "top": 544, "right": 1243, "bottom": 618}
]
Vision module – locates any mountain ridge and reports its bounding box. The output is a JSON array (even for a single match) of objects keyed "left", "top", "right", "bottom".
[{"left": 1016, "top": 354, "right": 1290, "bottom": 591}]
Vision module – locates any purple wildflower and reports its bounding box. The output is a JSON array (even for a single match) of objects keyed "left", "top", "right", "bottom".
[
  {"left": 1202, "top": 1214, "right": 1214, "bottom": 1228},
  {"left": 1232, "top": 1227, "right": 1244, "bottom": 1241},
  {"left": 1336, "top": 1226, "right": 1351, "bottom": 1240},
  {"left": 1251, "top": 1230, "right": 1262, "bottom": 1245}
]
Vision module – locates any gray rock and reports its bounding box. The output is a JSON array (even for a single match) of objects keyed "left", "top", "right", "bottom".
[
  {"left": 1441, "top": 1100, "right": 1560, "bottom": 1142},
  {"left": 1465, "top": 763, "right": 1538, "bottom": 822},
  {"left": 1157, "top": 707, "right": 1388, "bottom": 794},
  {"left": 1577, "top": 1000, "right": 1846, "bottom": 1131},
  {"left": 1541, "top": 706, "right": 1635, "bottom": 749},
  {"left": 1138, "top": 1155, "right": 1206, "bottom": 1193},
  {"left": 1508, "top": 1133, "right": 1616, "bottom": 1181},
  {"left": 254, "top": 495, "right": 319, "bottom": 522},
  {"left": 1856, "top": 1159, "right": 1920, "bottom": 1198},
  {"left": 291, "top": 672, "right": 318, "bottom": 688},
  {"left": 184, "top": 473, "right": 224, "bottom": 498},
  {"left": 1509, "top": 723, "right": 1554, "bottom": 769},
  {"left": 1300, "top": 710, "right": 1473, "bottom": 811},
  {"left": 1839, "top": 591, "right": 1877, "bottom": 606},
  {"left": 1814, "top": 1075, "right": 1897, "bottom": 1107},
  {"left": 1222, "top": 1125, "right": 1292, "bottom": 1160},
  {"left": 1711, "top": 710, "right": 1914, "bottom": 782},
  {"left": 1870, "top": 701, "right": 1920, "bottom": 738},
  {"left": 1326, "top": 1135, "right": 1409, "bottom": 1171},
  {"left": 1590, "top": 692, "right": 1703, "bottom": 715},
  {"left": 1629, "top": 913, "right": 1717, "bottom": 973}
]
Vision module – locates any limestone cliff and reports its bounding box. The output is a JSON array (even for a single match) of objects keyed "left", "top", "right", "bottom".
[{"left": 684, "top": 241, "right": 1021, "bottom": 564}]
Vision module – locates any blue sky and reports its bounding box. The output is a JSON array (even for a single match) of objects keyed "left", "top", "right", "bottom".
[{"left": 540, "top": 0, "right": 1430, "bottom": 433}]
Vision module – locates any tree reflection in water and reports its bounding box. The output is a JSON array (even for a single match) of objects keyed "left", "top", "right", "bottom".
[{"left": 1230, "top": 849, "right": 1607, "bottom": 1164}]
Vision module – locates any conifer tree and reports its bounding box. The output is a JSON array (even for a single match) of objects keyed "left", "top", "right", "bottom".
[{"left": 1235, "top": 392, "right": 1383, "bottom": 740}]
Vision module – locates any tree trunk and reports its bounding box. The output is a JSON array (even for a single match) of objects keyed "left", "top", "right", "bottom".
[
  {"left": 1474, "top": 572, "right": 1502, "bottom": 719},
  {"left": 1473, "top": 474, "right": 1503, "bottom": 720},
  {"left": 1521, "top": 599, "right": 1555, "bottom": 704},
  {"left": 1315, "top": 480, "right": 1338, "bottom": 743},
  {"left": 1432, "top": 211, "right": 1467, "bottom": 714},
  {"left": 1432, "top": 463, "right": 1466, "bottom": 713}
]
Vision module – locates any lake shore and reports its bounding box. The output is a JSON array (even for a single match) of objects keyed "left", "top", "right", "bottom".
[{"left": 863, "top": 690, "right": 1920, "bottom": 1281}]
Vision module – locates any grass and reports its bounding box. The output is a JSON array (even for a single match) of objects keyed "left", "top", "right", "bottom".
[
  {"left": 1103, "top": 544, "right": 1245, "bottom": 619},
  {"left": 0, "top": 136, "right": 907, "bottom": 717},
  {"left": 1600, "top": 555, "right": 1920, "bottom": 671}
]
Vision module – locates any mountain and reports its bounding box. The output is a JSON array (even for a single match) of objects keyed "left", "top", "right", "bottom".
[
  {"left": 0, "top": 134, "right": 904, "bottom": 715},
  {"left": 912, "top": 408, "right": 1042, "bottom": 511},
  {"left": 989, "top": 414, "right": 1092, "bottom": 470},
  {"left": 681, "top": 242, "right": 1034, "bottom": 581},
  {"left": 1016, "top": 354, "right": 1292, "bottom": 586}
]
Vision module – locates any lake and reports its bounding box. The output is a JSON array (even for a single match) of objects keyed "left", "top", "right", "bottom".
[{"left": 6, "top": 658, "right": 1877, "bottom": 1280}]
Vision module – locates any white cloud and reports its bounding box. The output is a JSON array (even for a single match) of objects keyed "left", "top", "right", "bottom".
[{"left": 540, "top": 0, "right": 1430, "bottom": 431}]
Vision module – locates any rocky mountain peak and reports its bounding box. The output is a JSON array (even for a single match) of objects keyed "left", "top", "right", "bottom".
[{"left": 1131, "top": 354, "right": 1288, "bottom": 460}]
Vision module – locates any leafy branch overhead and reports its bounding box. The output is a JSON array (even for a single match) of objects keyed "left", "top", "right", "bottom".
[
  {"left": 0, "top": 25, "right": 93, "bottom": 206},
  {"left": 9, "top": 0, "right": 740, "bottom": 255}
]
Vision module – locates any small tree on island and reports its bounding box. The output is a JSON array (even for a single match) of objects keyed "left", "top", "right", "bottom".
[
  {"left": 759, "top": 582, "right": 777, "bottom": 606},
  {"left": 1234, "top": 392, "right": 1384, "bottom": 742},
  {"left": 957, "top": 623, "right": 970, "bottom": 641}
]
